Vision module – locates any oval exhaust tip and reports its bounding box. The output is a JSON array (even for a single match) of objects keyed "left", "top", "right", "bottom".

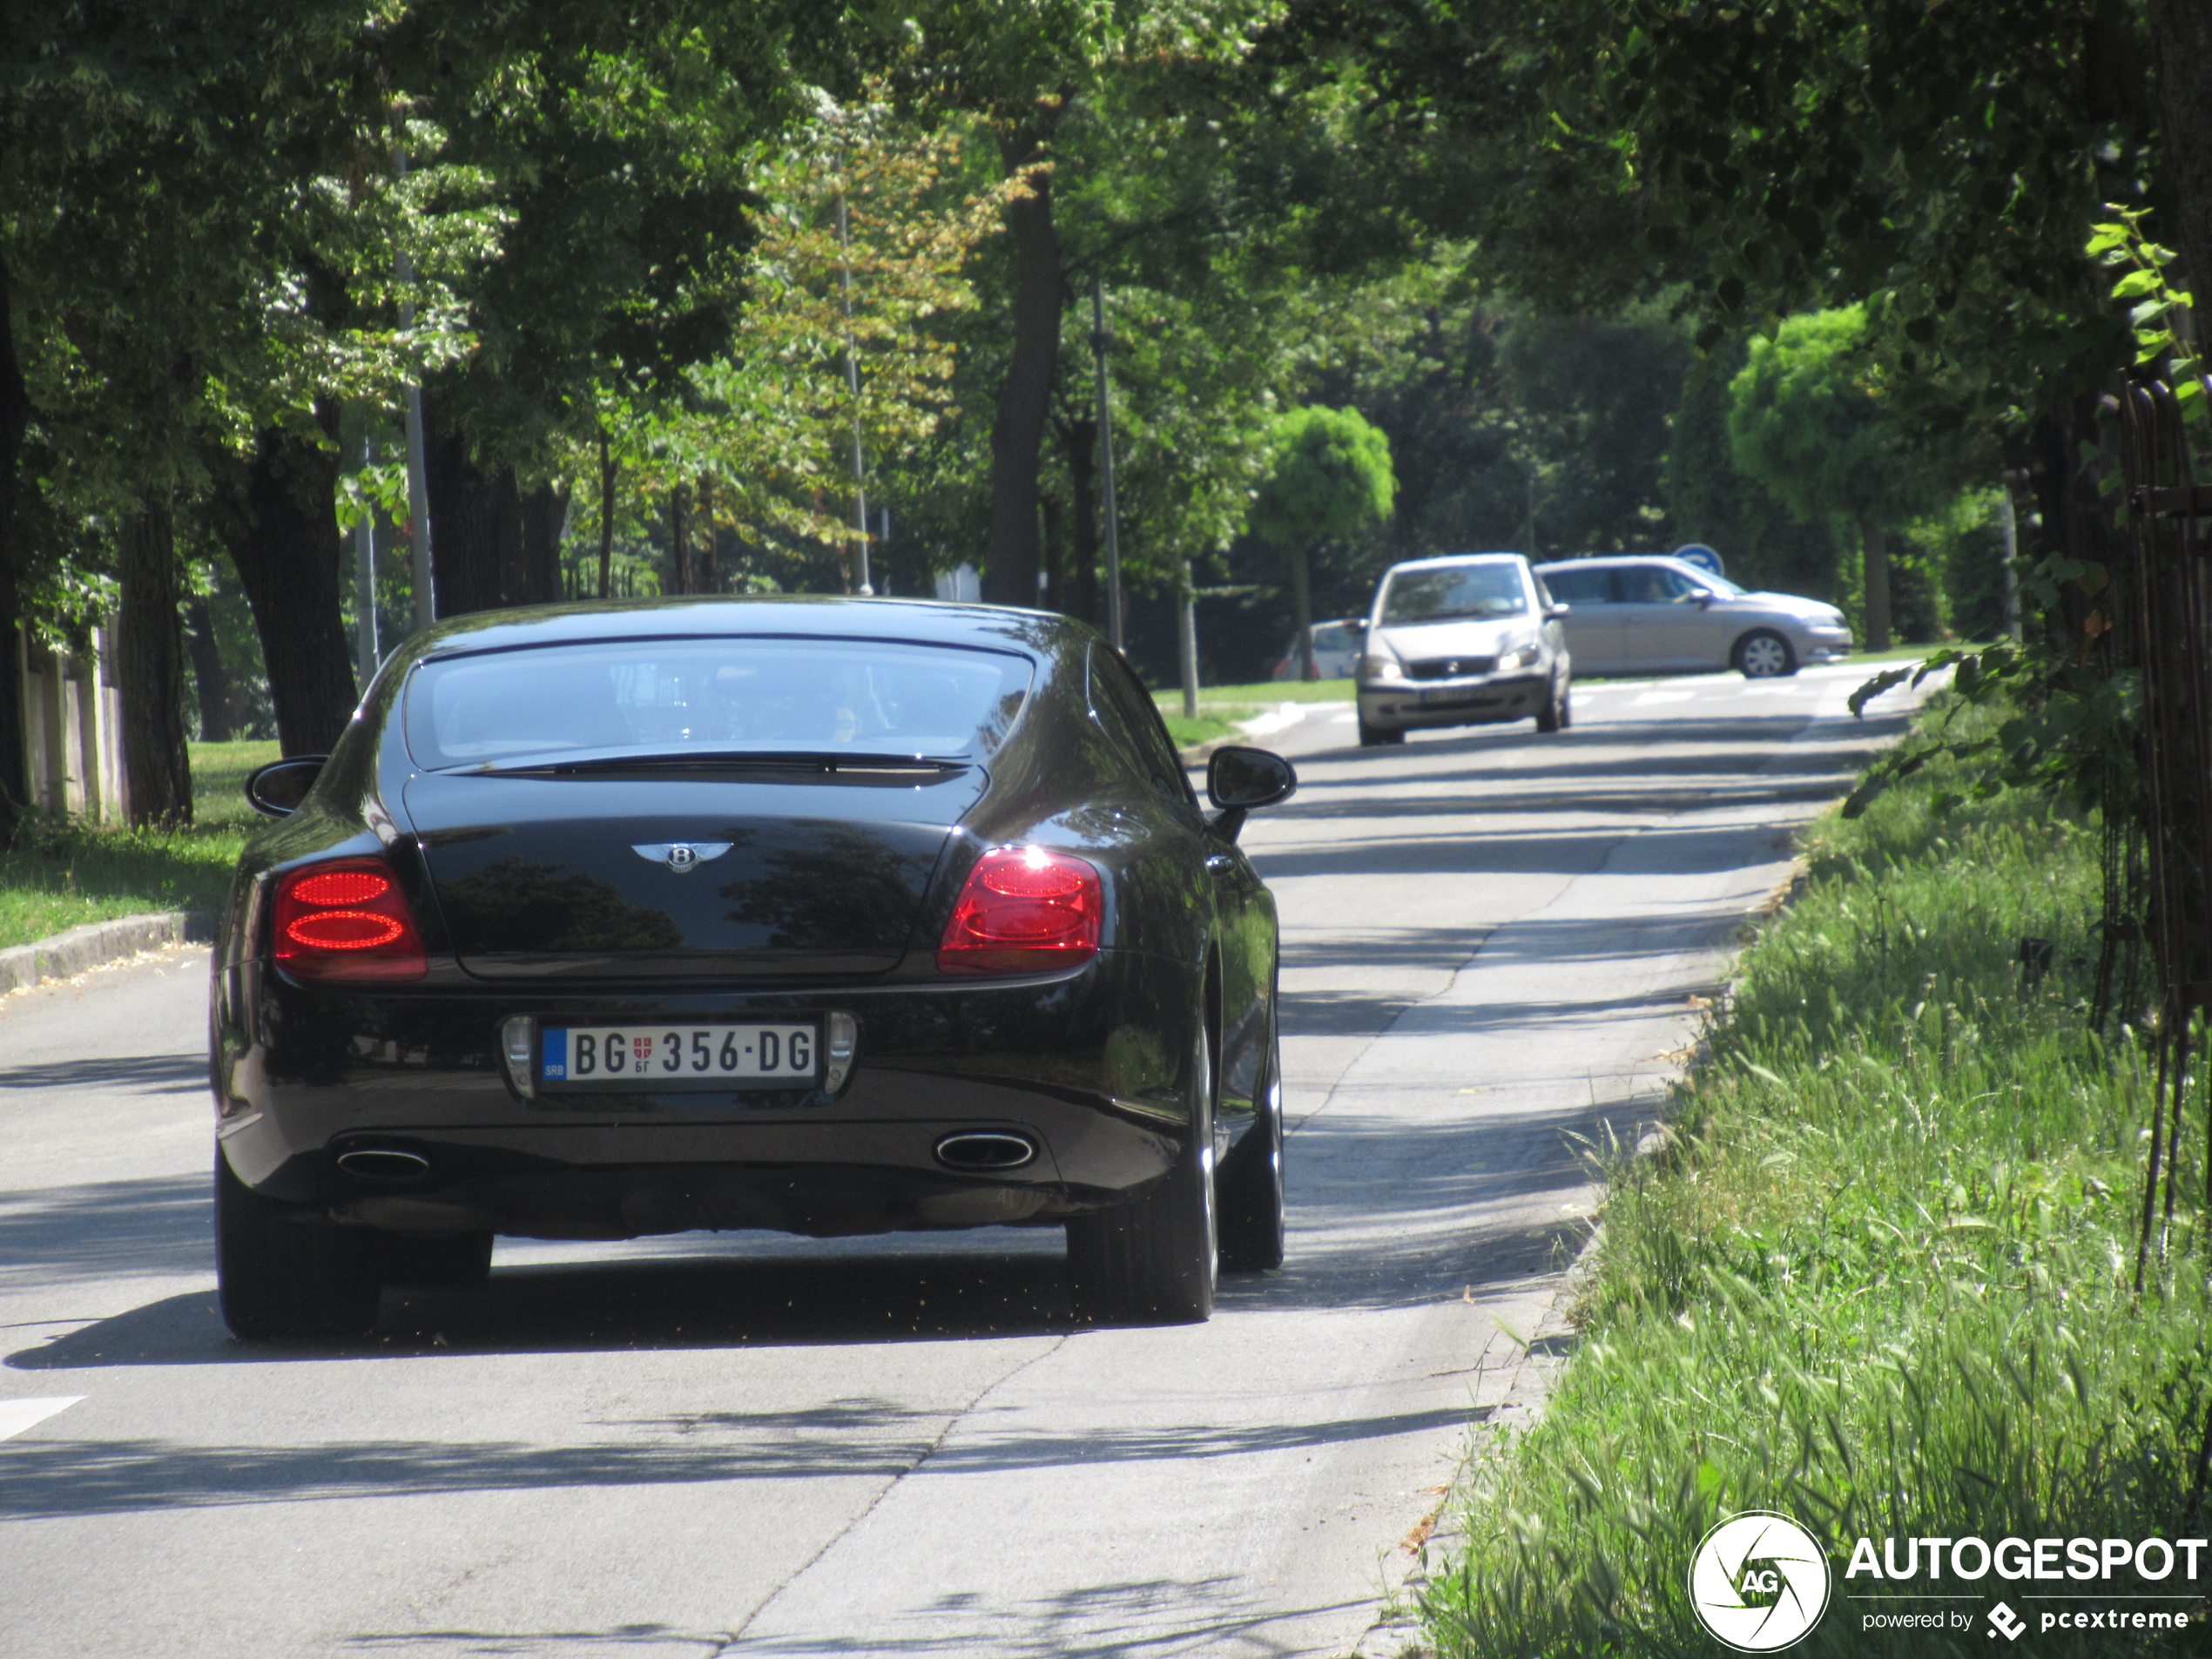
[
  {"left": 934, "top": 1131, "right": 1037, "bottom": 1172},
  {"left": 334, "top": 1148, "right": 431, "bottom": 1184}
]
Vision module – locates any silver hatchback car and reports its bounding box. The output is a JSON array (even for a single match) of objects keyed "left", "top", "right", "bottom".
[
  {"left": 1532, "top": 556, "right": 1852, "bottom": 678},
  {"left": 1352, "top": 553, "right": 1571, "bottom": 746}
]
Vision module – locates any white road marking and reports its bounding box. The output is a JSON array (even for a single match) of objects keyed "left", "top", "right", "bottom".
[
  {"left": 1632, "top": 690, "right": 1698, "bottom": 705},
  {"left": 0, "top": 1397, "right": 82, "bottom": 1442}
]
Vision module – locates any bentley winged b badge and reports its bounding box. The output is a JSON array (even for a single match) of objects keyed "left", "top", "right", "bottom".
[{"left": 631, "top": 841, "right": 733, "bottom": 874}]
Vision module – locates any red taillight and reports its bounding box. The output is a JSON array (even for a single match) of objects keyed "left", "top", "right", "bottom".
[
  {"left": 938, "top": 846, "right": 1103, "bottom": 975},
  {"left": 272, "top": 858, "right": 427, "bottom": 982}
]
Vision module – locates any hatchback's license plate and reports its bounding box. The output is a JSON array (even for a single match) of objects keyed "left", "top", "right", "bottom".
[{"left": 540, "top": 1023, "right": 818, "bottom": 1089}]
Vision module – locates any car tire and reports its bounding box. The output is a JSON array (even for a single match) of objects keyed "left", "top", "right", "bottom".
[
  {"left": 1217, "top": 1007, "right": 1285, "bottom": 1272},
  {"left": 371, "top": 1229, "right": 494, "bottom": 1286},
  {"left": 1534, "top": 675, "right": 1572, "bottom": 732},
  {"left": 214, "top": 1153, "right": 381, "bottom": 1340},
  {"left": 1357, "top": 718, "right": 1404, "bottom": 747},
  {"left": 1067, "top": 1019, "right": 1218, "bottom": 1323},
  {"left": 1734, "top": 630, "right": 1797, "bottom": 678}
]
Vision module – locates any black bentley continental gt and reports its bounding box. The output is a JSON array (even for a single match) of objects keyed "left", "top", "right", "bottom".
[{"left": 209, "top": 597, "right": 1295, "bottom": 1338}]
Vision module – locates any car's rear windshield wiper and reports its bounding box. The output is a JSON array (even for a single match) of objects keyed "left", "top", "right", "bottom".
[{"left": 464, "top": 749, "right": 973, "bottom": 779}]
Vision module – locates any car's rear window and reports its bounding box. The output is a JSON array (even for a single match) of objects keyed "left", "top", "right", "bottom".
[
  {"left": 404, "top": 637, "right": 1033, "bottom": 769},
  {"left": 1379, "top": 563, "right": 1527, "bottom": 624}
]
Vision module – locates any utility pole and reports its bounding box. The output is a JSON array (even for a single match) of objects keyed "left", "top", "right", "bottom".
[
  {"left": 839, "top": 191, "right": 872, "bottom": 596},
  {"left": 1090, "top": 279, "right": 1124, "bottom": 651},
  {"left": 354, "top": 430, "right": 380, "bottom": 682},
  {"left": 395, "top": 151, "right": 435, "bottom": 632}
]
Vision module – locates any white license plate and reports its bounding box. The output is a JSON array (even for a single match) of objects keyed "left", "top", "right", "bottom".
[{"left": 540, "top": 1023, "right": 818, "bottom": 1088}]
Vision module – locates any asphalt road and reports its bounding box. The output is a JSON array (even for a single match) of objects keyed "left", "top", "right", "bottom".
[{"left": 0, "top": 664, "right": 1919, "bottom": 1658}]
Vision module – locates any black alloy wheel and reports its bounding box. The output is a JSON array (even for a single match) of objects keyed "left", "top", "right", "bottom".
[
  {"left": 1217, "top": 1006, "right": 1285, "bottom": 1272},
  {"left": 371, "top": 1230, "right": 495, "bottom": 1286},
  {"left": 1357, "top": 718, "right": 1405, "bottom": 747},
  {"left": 214, "top": 1154, "right": 382, "bottom": 1339},
  {"left": 1734, "top": 629, "right": 1798, "bottom": 678},
  {"left": 1067, "top": 1017, "right": 1219, "bottom": 1323}
]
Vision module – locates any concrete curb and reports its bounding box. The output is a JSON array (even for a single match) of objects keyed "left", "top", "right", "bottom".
[{"left": 0, "top": 911, "right": 212, "bottom": 995}]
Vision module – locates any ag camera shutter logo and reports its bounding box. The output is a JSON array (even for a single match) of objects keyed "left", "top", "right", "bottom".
[{"left": 1689, "top": 1511, "right": 1831, "bottom": 1651}]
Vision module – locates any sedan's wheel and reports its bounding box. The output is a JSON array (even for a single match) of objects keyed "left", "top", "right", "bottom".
[
  {"left": 1067, "top": 1020, "right": 1218, "bottom": 1324},
  {"left": 1357, "top": 718, "right": 1405, "bottom": 747},
  {"left": 371, "top": 1229, "right": 494, "bottom": 1286},
  {"left": 1217, "top": 1008, "right": 1285, "bottom": 1272},
  {"left": 214, "top": 1154, "right": 381, "bottom": 1339},
  {"left": 1734, "top": 630, "right": 1797, "bottom": 678},
  {"left": 1534, "top": 675, "right": 1571, "bottom": 733}
]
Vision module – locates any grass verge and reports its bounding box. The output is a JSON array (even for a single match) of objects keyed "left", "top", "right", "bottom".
[
  {"left": 1421, "top": 699, "right": 2210, "bottom": 1657},
  {"left": 1163, "top": 706, "right": 1258, "bottom": 748},
  {"left": 0, "top": 738, "right": 270, "bottom": 949},
  {"left": 1156, "top": 678, "right": 1357, "bottom": 708}
]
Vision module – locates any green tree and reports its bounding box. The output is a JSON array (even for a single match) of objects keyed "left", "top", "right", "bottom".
[
  {"left": 1250, "top": 406, "right": 1395, "bottom": 678},
  {"left": 1727, "top": 307, "right": 1952, "bottom": 651}
]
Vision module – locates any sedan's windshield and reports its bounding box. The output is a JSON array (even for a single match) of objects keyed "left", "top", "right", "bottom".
[
  {"left": 405, "top": 637, "right": 1033, "bottom": 771},
  {"left": 1380, "top": 563, "right": 1527, "bottom": 624}
]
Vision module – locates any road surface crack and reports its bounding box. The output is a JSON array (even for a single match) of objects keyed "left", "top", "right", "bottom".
[{"left": 711, "top": 1334, "right": 1069, "bottom": 1653}]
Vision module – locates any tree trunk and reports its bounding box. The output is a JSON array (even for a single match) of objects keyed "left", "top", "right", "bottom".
[
  {"left": 671, "top": 484, "right": 691, "bottom": 595},
  {"left": 1039, "top": 489, "right": 1065, "bottom": 612},
  {"left": 984, "top": 125, "right": 1065, "bottom": 607},
  {"left": 118, "top": 495, "right": 192, "bottom": 826},
  {"left": 697, "top": 475, "right": 718, "bottom": 594},
  {"left": 0, "top": 244, "right": 33, "bottom": 830},
  {"left": 184, "top": 598, "right": 233, "bottom": 742},
  {"left": 1858, "top": 517, "right": 1892, "bottom": 652},
  {"left": 520, "top": 483, "right": 566, "bottom": 604},
  {"left": 1288, "top": 540, "right": 1318, "bottom": 679},
  {"left": 597, "top": 429, "right": 617, "bottom": 599},
  {"left": 1062, "top": 415, "right": 1100, "bottom": 625},
  {"left": 425, "top": 397, "right": 516, "bottom": 617},
  {"left": 2148, "top": 0, "right": 2212, "bottom": 306},
  {"left": 226, "top": 420, "right": 361, "bottom": 755}
]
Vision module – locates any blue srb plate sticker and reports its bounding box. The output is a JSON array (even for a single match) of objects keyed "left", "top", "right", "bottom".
[{"left": 542, "top": 1028, "right": 568, "bottom": 1081}]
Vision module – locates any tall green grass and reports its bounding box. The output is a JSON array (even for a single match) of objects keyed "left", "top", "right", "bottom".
[
  {"left": 0, "top": 738, "right": 267, "bottom": 948},
  {"left": 1422, "top": 702, "right": 2211, "bottom": 1657}
]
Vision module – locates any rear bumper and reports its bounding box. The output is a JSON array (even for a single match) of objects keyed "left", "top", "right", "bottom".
[
  {"left": 1357, "top": 671, "right": 1548, "bottom": 731},
  {"left": 211, "top": 948, "right": 1200, "bottom": 1239}
]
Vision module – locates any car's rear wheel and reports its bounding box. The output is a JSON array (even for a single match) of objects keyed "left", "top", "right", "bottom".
[
  {"left": 215, "top": 1154, "right": 381, "bottom": 1339},
  {"left": 1534, "top": 675, "right": 1572, "bottom": 732},
  {"left": 371, "top": 1230, "right": 495, "bottom": 1286},
  {"left": 1067, "top": 1020, "right": 1218, "bottom": 1323},
  {"left": 1217, "top": 1007, "right": 1285, "bottom": 1272},
  {"left": 1357, "top": 718, "right": 1404, "bottom": 747},
  {"left": 1734, "top": 630, "right": 1797, "bottom": 678}
]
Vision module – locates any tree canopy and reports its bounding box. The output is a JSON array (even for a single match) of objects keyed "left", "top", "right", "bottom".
[{"left": 1251, "top": 404, "right": 1395, "bottom": 678}]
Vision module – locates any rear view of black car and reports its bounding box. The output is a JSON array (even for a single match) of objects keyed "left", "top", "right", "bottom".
[{"left": 209, "top": 597, "right": 1296, "bottom": 1337}]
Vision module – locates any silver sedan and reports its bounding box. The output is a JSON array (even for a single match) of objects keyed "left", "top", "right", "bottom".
[{"left": 1532, "top": 556, "right": 1853, "bottom": 678}]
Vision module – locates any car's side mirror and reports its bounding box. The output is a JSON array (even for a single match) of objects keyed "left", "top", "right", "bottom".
[
  {"left": 1692, "top": 589, "right": 1717, "bottom": 608},
  {"left": 246, "top": 755, "right": 328, "bottom": 818},
  {"left": 1343, "top": 617, "right": 1368, "bottom": 637},
  {"left": 1546, "top": 604, "right": 1572, "bottom": 619},
  {"left": 1206, "top": 745, "right": 1298, "bottom": 842}
]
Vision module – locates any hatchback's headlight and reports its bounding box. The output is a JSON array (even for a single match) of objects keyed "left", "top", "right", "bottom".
[
  {"left": 1359, "top": 654, "right": 1403, "bottom": 682},
  {"left": 1510, "top": 644, "right": 1541, "bottom": 669}
]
